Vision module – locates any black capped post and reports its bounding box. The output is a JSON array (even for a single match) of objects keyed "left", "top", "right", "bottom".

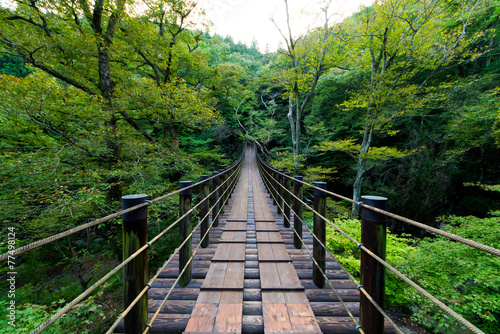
[
  {"left": 277, "top": 170, "right": 284, "bottom": 215},
  {"left": 293, "top": 176, "right": 304, "bottom": 249},
  {"left": 200, "top": 176, "right": 210, "bottom": 248},
  {"left": 360, "top": 195, "right": 388, "bottom": 334},
  {"left": 179, "top": 181, "right": 193, "bottom": 287},
  {"left": 121, "top": 194, "right": 148, "bottom": 334},
  {"left": 271, "top": 169, "right": 278, "bottom": 207},
  {"left": 284, "top": 172, "right": 292, "bottom": 228},
  {"left": 211, "top": 171, "right": 219, "bottom": 227},
  {"left": 219, "top": 169, "right": 226, "bottom": 214},
  {"left": 313, "top": 182, "right": 327, "bottom": 288}
]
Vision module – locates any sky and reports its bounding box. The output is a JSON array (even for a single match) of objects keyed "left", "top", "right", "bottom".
[{"left": 200, "top": 0, "right": 374, "bottom": 51}]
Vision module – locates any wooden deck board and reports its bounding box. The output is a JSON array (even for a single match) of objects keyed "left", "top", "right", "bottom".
[{"left": 117, "top": 145, "right": 398, "bottom": 334}]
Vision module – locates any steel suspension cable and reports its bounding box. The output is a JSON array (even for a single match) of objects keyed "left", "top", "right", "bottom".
[
  {"left": 257, "top": 155, "right": 500, "bottom": 257},
  {"left": 257, "top": 165, "right": 365, "bottom": 333},
  {"left": 144, "top": 170, "right": 242, "bottom": 334},
  {"left": 258, "top": 159, "right": 485, "bottom": 334},
  {"left": 107, "top": 163, "right": 243, "bottom": 334},
  {"left": 359, "top": 245, "right": 485, "bottom": 334},
  {"left": 30, "top": 243, "right": 150, "bottom": 334},
  {"left": 31, "top": 159, "right": 244, "bottom": 334},
  {"left": 256, "top": 161, "right": 404, "bottom": 334}
]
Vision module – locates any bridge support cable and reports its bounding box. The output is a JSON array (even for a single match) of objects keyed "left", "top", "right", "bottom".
[
  {"left": 106, "top": 155, "right": 244, "bottom": 334},
  {"left": 142, "top": 161, "right": 243, "bottom": 334},
  {"left": 272, "top": 167, "right": 500, "bottom": 258},
  {"left": 34, "top": 161, "right": 244, "bottom": 334},
  {"left": 256, "top": 152, "right": 488, "bottom": 334},
  {"left": 22, "top": 151, "right": 245, "bottom": 334},
  {"left": 260, "top": 162, "right": 403, "bottom": 333},
  {"left": 272, "top": 178, "right": 405, "bottom": 334},
  {"left": 256, "top": 161, "right": 371, "bottom": 334}
]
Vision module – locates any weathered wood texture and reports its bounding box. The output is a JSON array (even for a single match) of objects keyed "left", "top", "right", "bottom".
[{"left": 115, "top": 145, "right": 397, "bottom": 333}]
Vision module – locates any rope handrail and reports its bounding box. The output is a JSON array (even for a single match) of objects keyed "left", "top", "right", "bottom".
[
  {"left": 28, "top": 154, "right": 245, "bottom": 333},
  {"left": 106, "top": 169, "right": 241, "bottom": 334},
  {"left": 256, "top": 154, "right": 486, "bottom": 334},
  {"left": 256, "top": 153, "right": 500, "bottom": 257},
  {"left": 143, "top": 163, "right": 243, "bottom": 334},
  {"left": 30, "top": 242, "right": 150, "bottom": 334},
  {"left": 0, "top": 154, "right": 244, "bottom": 262},
  {"left": 258, "top": 164, "right": 364, "bottom": 333},
  {"left": 257, "top": 159, "right": 403, "bottom": 334}
]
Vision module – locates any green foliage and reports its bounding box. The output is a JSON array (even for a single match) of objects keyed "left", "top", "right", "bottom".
[
  {"left": 315, "top": 138, "right": 419, "bottom": 160},
  {"left": 0, "top": 1, "right": 499, "bottom": 333},
  {"left": 0, "top": 285, "right": 116, "bottom": 333},
  {"left": 0, "top": 55, "right": 31, "bottom": 78},
  {"left": 269, "top": 150, "right": 304, "bottom": 174},
  {"left": 390, "top": 213, "right": 500, "bottom": 333}
]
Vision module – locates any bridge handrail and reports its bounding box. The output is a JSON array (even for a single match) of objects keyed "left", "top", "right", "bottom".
[
  {"left": 106, "top": 161, "right": 243, "bottom": 334},
  {"left": 256, "top": 155, "right": 400, "bottom": 334},
  {"left": 256, "top": 150, "right": 488, "bottom": 334},
  {"left": 256, "top": 153, "right": 500, "bottom": 258},
  {"left": 23, "top": 149, "right": 245, "bottom": 334}
]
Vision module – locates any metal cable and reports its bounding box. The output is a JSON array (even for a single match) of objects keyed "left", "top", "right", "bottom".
[
  {"left": 258, "top": 165, "right": 365, "bottom": 333},
  {"left": 359, "top": 245, "right": 485, "bottom": 334},
  {"left": 257, "top": 157, "right": 485, "bottom": 334},
  {"left": 30, "top": 243, "right": 149, "bottom": 334},
  {"left": 358, "top": 204, "right": 500, "bottom": 257},
  {"left": 257, "top": 159, "right": 403, "bottom": 334},
  {"left": 143, "top": 170, "right": 242, "bottom": 334},
  {"left": 106, "top": 163, "right": 243, "bottom": 334},
  {"left": 257, "top": 155, "right": 500, "bottom": 257},
  {"left": 30, "top": 159, "right": 244, "bottom": 333}
]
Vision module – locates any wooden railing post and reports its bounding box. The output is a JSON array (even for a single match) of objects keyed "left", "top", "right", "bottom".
[
  {"left": 277, "top": 170, "right": 284, "bottom": 215},
  {"left": 263, "top": 163, "right": 271, "bottom": 195},
  {"left": 121, "top": 195, "right": 148, "bottom": 334},
  {"left": 179, "top": 181, "right": 193, "bottom": 287},
  {"left": 313, "top": 182, "right": 327, "bottom": 288},
  {"left": 219, "top": 169, "right": 226, "bottom": 214},
  {"left": 360, "top": 195, "right": 388, "bottom": 334},
  {"left": 293, "top": 176, "right": 304, "bottom": 249},
  {"left": 211, "top": 171, "right": 219, "bottom": 227},
  {"left": 284, "top": 172, "right": 292, "bottom": 228},
  {"left": 200, "top": 176, "right": 210, "bottom": 248},
  {"left": 271, "top": 169, "right": 278, "bottom": 207}
]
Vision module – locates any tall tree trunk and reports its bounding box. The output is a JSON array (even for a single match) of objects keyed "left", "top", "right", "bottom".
[
  {"left": 294, "top": 89, "right": 301, "bottom": 160},
  {"left": 287, "top": 95, "right": 298, "bottom": 161},
  {"left": 97, "top": 42, "right": 122, "bottom": 201},
  {"left": 352, "top": 123, "right": 374, "bottom": 217}
]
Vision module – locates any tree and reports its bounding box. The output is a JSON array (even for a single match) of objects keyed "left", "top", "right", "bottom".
[
  {"left": 271, "top": 0, "right": 334, "bottom": 168},
  {"left": 335, "top": 0, "right": 487, "bottom": 216},
  {"left": 0, "top": 0, "right": 219, "bottom": 199},
  {"left": 0, "top": 54, "right": 31, "bottom": 77}
]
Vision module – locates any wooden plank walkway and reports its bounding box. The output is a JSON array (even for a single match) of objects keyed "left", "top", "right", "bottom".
[{"left": 117, "top": 145, "right": 396, "bottom": 333}]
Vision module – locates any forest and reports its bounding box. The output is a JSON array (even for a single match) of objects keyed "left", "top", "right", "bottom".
[{"left": 0, "top": 0, "right": 499, "bottom": 333}]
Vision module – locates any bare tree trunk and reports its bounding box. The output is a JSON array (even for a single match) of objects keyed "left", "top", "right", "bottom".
[
  {"left": 287, "top": 95, "right": 298, "bottom": 155},
  {"left": 352, "top": 123, "right": 374, "bottom": 217}
]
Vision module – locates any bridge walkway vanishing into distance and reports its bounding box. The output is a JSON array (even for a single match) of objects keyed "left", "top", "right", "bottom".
[
  {"left": 136, "top": 145, "right": 389, "bottom": 333},
  {"left": 4, "top": 143, "right": 499, "bottom": 334}
]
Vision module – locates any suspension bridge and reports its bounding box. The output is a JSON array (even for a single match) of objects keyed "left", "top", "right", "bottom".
[{"left": 2, "top": 143, "right": 498, "bottom": 334}]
